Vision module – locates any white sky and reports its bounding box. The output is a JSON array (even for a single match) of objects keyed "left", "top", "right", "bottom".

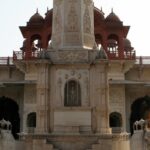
[{"left": 0, "top": 0, "right": 149, "bottom": 57}]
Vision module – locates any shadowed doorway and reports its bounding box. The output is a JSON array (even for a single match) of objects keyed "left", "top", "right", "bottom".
[
  {"left": 0, "top": 96, "right": 20, "bottom": 139},
  {"left": 130, "top": 95, "right": 150, "bottom": 135}
]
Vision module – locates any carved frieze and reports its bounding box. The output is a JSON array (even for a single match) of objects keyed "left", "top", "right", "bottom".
[{"left": 57, "top": 51, "right": 88, "bottom": 63}]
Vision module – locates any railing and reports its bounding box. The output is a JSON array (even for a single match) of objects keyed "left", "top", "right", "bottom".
[
  {"left": 136, "top": 56, "right": 150, "bottom": 64},
  {"left": 0, "top": 57, "right": 13, "bottom": 65},
  {"left": 107, "top": 50, "right": 136, "bottom": 60},
  {"left": 0, "top": 51, "right": 150, "bottom": 65},
  {"left": 13, "top": 51, "right": 40, "bottom": 61}
]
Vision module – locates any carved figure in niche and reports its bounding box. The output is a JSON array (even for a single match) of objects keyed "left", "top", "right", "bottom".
[
  {"left": 67, "top": 1, "right": 78, "bottom": 32},
  {"left": 64, "top": 80, "right": 81, "bottom": 106},
  {"left": 84, "top": 6, "right": 91, "bottom": 34}
]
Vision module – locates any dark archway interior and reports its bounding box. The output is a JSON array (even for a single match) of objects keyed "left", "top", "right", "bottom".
[
  {"left": 109, "top": 112, "right": 122, "bottom": 127},
  {"left": 130, "top": 95, "right": 150, "bottom": 135},
  {"left": 27, "top": 112, "right": 36, "bottom": 127},
  {"left": 0, "top": 96, "right": 20, "bottom": 139}
]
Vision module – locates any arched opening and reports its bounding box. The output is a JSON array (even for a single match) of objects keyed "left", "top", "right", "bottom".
[
  {"left": 31, "top": 34, "right": 42, "bottom": 52},
  {"left": 27, "top": 112, "right": 36, "bottom": 128},
  {"left": 64, "top": 80, "right": 81, "bottom": 107},
  {"left": 107, "top": 34, "right": 119, "bottom": 58},
  {"left": 130, "top": 95, "right": 150, "bottom": 135},
  {"left": 0, "top": 96, "right": 20, "bottom": 139},
  {"left": 27, "top": 112, "right": 36, "bottom": 133},
  {"left": 109, "top": 112, "right": 122, "bottom": 133}
]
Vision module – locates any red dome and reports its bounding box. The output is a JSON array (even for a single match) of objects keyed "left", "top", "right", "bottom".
[
  {"left": 94, "top": 7, "right": 105, "bottom": 20},
  {"left": 29, "top": 11, "right": 44, "bottom": 24},
  {"left": 105, "top": 12, "right": 120, "bottom": 22},
  {"left": 124, "top": 38, "right": 131, "bottom": 47}
]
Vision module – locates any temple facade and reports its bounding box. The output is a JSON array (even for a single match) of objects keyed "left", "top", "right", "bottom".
[{"left": 0, "top": 0, "right": 150, "bottom": 149}]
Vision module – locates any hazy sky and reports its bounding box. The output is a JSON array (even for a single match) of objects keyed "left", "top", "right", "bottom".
[{"left": 0, "top": 0, "right": 149, "bottom": 56}]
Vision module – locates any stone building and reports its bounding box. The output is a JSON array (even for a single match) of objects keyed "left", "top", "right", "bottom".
[{"left": 0, "top": 0, "right": 150, "bottom": 149}]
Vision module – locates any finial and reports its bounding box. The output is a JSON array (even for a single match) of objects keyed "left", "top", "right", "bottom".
[
  {"left": 47, "top": 7, "right": 49, "bottom": 12},
  {"left": 100, "top": 7, "right": 104, "bottom": 15},
  {"left": 36, "top": 8, "right": 38, "bottom": 14},
  {"left": 111, "top": 8, "right": 114, "bottom": 13},
  {"left": 101, "top": 7, "right": 103, "bottom": 12}
]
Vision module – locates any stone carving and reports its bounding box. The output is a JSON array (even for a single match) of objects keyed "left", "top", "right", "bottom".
[
  {"left": 84, "top": 0, "right": 92, "bottom": 6},
  {"left": 64, "top": 34, "right": 80, "bottom": 44},
  {"left": 55, "top": 0, "right": 62, "bottom": 6},
  {"left": 67, "top": 0, "right": 78, "bottom": 32},
  {"left": 54, "top": 10, "right": 61, "bottom": 33},
  {"left": 0, "top": 119, "right": 12, "bottom": 130},
  {"left": 84, "top": 6, "right": 91, "bottom": 34},
  {"left": 70, "top": 70, "right": 75, "bottom": 76},
  {"left": 57, "top": 51, "right": 88, "bottom": 62},
  {"left": 53, "top": 1, "right": 62, "bottom": 47}
]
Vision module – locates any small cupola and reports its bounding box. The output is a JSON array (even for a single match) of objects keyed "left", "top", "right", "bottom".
[
  {"left": 28, "top": 9, "right": 44, "bottom": 25},
  {"left": 105, "top": 9, "right": 121, "bottom": 22}
]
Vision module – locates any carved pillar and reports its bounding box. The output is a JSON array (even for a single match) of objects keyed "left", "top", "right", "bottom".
[
  {"left": 36, "top": 61, "right": 50, "bottom": 133},
  {"left": 91, "top": 63, "right": 111, "bottom": 134}
]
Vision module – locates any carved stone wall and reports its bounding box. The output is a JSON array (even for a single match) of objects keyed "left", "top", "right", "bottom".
[
  {"left": 109, "top": 85, "right": 126, "bottom": 131},
  {"left": 53, "top": 68, "right": 89, "bottom": 107},
  {"left": 89, "top": 63, "right": 110, "bottom": 133}
]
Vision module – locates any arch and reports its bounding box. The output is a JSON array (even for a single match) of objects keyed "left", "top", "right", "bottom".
[
  {"left": 0, "top": 96, "right": 20, "bottom": 139},
  {"left": 27, "top": 112, "right": 36, "bottom": 128},
  {"left": 130, "top": 95, "right": 150, "bottom": 135},
  {"left": 64, "top": 80, "right": 81, "bottom": 107},
  {"left": 107, "top": 34, "right": 119, "bottom": 41},
  {"left": 30, "top": 34, "right": 42, "bottom": 52},
  {"left": 107, "top": 34, "right": 119, "bottom": 58},
  {"left": 30, "top": 34, "right": 42, "bottom": 43},
  {"left": 109, "top": 112, "right": 122, "bottom": 127}
]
